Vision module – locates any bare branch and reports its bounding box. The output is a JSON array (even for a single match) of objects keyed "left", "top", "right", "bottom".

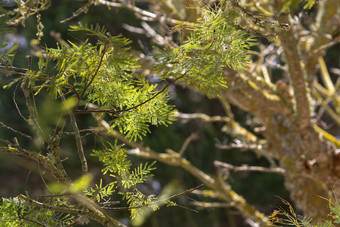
[
  {"left": 189, "top": 201, "right": 234, "bottom": 209},
  {"left": 176, "top": 112, "right": 231, "bottom": 123},
  {"left": 214, "top": 161, "right": 286, "bottom": 175},
  {"left": 225, "top": 68, "right": 292, "bottom": 115},
  {"left": 102, "top": 184, "right": 203, "bottom": 210},
  {"left": 97, "top": 0, "right": 191, "bottom": 26},
  {"left": 18, "top": 194, "right": 85, "bottom": 215},
  {"left": 94, "top": 118, "right": 269, "bottom": 223},
  {"left": 179, "top": 133, "right": 198, "bottom": 156},
  {"left": 0, "top": 145, "right": 70, "bottom": 183},
  {"left": 60, "top": 0, "right": 95, "bottom": 23},
  {"left": 60, "top": 92, "right": 88, "bottom": 174},
  {"left": 0, "top": 121, "right": 32, "bottom": 140}
]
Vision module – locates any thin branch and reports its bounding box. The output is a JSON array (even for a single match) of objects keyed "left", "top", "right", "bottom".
[
  {"left": 21, "top": 77, "right": 45, "bottom": 141},
  {"left": 122, "top": 23, "right": 145, "bottom": 34},
  {"left": 19, "top": 216, "right": 46, "bottom": 227},
  {"left": 13, "top": 83, "right": 28, "bottom": 122},
  {"left": 0, "top": 65, "right": 28, "bottom": 74},
  {"left": 176, "top": 112, "right": 270, "bottom": 158},
  {"left": 189, "top": 201, "right": 234, "bottom": 209},
  {"left": 216, "top": 142, "right": 262, "bottom": 151},
  {"left": 18, "top": 194, "right": 85, "bottom": 215},
  {"left": 102, "top": 184, "right": 204, "bottom": 210},
  {"left": 0, "top": 121, "right": 32, "bottom": 139},
  {"left": 75, "top": 73, "right": 187, "bottom": 115},
  {"left": 60, "top": 92, "right": 88, "bottom": 174},
  {"left": 0, "top": 146, "right": 70, "bottom": 183},
  {"left": 313, "top": 85, "right": 340, "bottom": 126},
  {"left": 97, "top": 0, "right": 191, "bottom": 26},
  {"left": 313, "top": 36, "right": 340, "bottom": 55},
  {"left": 176, "top": 112, "right": 231, "bottom": 123},
  {"left": 49, "top": 31, "right": 71, "bottom": 48},
  {"left": 75, "top": 42, "right": 108, "bottom": 111},
  {"left": 214, "top": 161, "right": 286, "bottom": 175},
  {"left": 60, "top": 0, "right": 95, "bottom": 23},
  {"left": 318, "top": 56, "right": 335, "bottom": 93},
  {"left": 141, "top": 21, "right": 168, "bottom": 46},
  {"left": 179, "top": 133, "right": 198, "bottom": 155},
  {"left": 97, "top": 119, "right": 145, "bottom": 151},
  {"left": 191, "top": 190, "right": 220, "bottom": 199},
  {"left": 225, "top": 68, "right": 292, "bottom": 114}
]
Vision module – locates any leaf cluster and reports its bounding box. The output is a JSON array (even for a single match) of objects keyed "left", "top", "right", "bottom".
[
  {"left": 269, "top": 197, "right": 340, "bottom": 227},
  {"left": 0, "top": 197, "right": 75, "bottom": 227},
  {"left": 155, "top": 7, "right": 255, "bottom": 96},
  {"left": 17, "top": 23, "right": 176, "bottom": 141},
  {"left": 90, "top": 142, "right": 158, "bottom": 219}
]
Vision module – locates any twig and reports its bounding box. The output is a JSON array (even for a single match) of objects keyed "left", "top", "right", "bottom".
[
  {"left": 97, "top": 0, "right": 190, "bottom": 26},
  {"left": 179, "top": 133, "right": 198, "bottom": 155},
  {"left": 50, "top": 31, "right": 70, "bottom": 48},
  {"left": 0, "top": 145, "right": 70, "bottom": 183},
  {"left": 60, "top": 92, "right": 88, "bottom": 174},
  {"left": 75, "top": 42, "right": 108, "bottom": 111},
  {"left": 214, "top": 161, "right": 285, "bottom": 175},
  {"left": 189, "top": 201, "right": 234, "bottom": 209},
  {"left": 226, "top": 68, "right": 292, "bottom": 114},
  {"left": 0, "top": 121, "right": 32, "bottom": 139},
  {"left": 141, "top": 21, "right": 167, "bottom": 46},
  {"left": 19, "top": 216, "right": 46, "bottom": 227},
  {"left": 102, "top": 184, "right": 204, "bottom": 210},
  {"left": 13, "top": 83, "right": 28, "bottom": 122},
  {"left": 215, "top": 142, "right": 264, "bottom": 151},
  {"left": 60, "top": 0, "right": 95, "bottom": 23},
  {"left": 191, "top": 190, "right": 219, "bottom": 199},
  {"left": 176, "top": 112, "right": 231, "bottom": 123},
  {"left": 74, "top": 72, "right": 187, "bottom": 115},
  {"left": 122, "top": 23, "right": 145, "bottom": 34},
  {"left": 313, "top": 36, "right": 340, "bottom": 55},
  {"left": 18, "top": 194, "right": 85, "bottom": 215},
  {"left": 21, "top": 77, "right": 45, "bottom": 142},
  {"left": 97, "top": 119, "right": 145, "bottom": 151},
  {"left": 0, "top": 65, "right": 28, "bottom": 75}
]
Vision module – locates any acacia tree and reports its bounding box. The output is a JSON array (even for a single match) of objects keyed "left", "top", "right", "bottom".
[{"left": 0, "top": 0, "right": 340, "bottom": 226}]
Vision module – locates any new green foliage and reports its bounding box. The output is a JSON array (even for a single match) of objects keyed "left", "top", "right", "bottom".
[
  {"left": 91, "top": 142, "right": 158, "bottom": 219},
  {"left": 155, "top": 8, "right": 255, "bottom": 96},
  {"left": 269, "top": 197, "right": 340, "bottom": 226},
  {"left": 0, "top": 197, "right": 75, "bottom": 226}
]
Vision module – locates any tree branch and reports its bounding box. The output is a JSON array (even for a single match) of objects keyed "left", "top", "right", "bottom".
[
  {"left": 278, "top": 17, "right": 311, "bottom": 130},
  {"left": 179, "top": 133, "right": 198, "bottom": 156},
  {"left": 0, "top": 145, "right": 70, "bottom": 183},
  {"left": 75, "top": 72, "right": 186, "bottom": 115},
  {"left": 97, "top": 0, "right": 192, "bottom": 26},
  {"left": 225, "top": 68, "right": 292, "bottom": 114},
  {"left": 214, "top": 161, "right": 285, "bottom": 175},
  {"left": 75, "top": 42, "right": 108, "bottom": 111},
  {"left": 60, "top": 93, "right": 88, "bottom": 174},
  {"left": 95, "top": 118, "right": 270, "bottom": 224}
]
